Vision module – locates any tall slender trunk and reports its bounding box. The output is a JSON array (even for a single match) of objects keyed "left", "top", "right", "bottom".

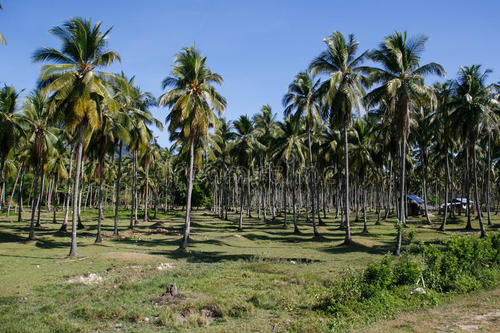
[
  {"left": 362, "top": 179, "right": 368, "bottom": 233},
  {"left": 133, "top": 151, "right": 138, "bottom": 225},
  {"left": 395, "top": 136, "right": 406, "bottom": 256},
  {"left": 77, "top": 160, "right": 84, "bottom": 229},
  {"left": 69, "top": 128, "right": 83, "bottom": 256},
  {"left": 52, "top": 177, "right": 59, "bottom": 224},
  {"left": 307, "top": 117, "right": 318, "bottom": 237},
  {"left": 247, "top": 169, "right": 251, "bottom": 218},
  {"left": 440, "top": 152, "right": 450, "bottom": 231},
  {"left": 180, "top": 136, "right": 195, "bottom": 250},
  {"left": 61, "top": 148, "right": 74, "bottom": 232},
  {"left": 17, "top": 166, "right": 25, "bottom": 222},
  {"left": 7, "top": 165, "right": 21, "bottom": 217},
  {"left": 344, "top": 125, "right": 351, "bottom": 245},
  {"left": 28, "top": 167, "right": 40, "bottom": 240},
  {"left": 95, "top": 157, "right": 104, "bottom": 243},
  {"left": 0, "top": 156, "right": 5, "bottom": 212},
  {"left": 144, "top": 162, "right": 150, "bottom": 222},
  {"left": 36, "top": 171, "right": 45, "bottom": 227},
  {"left": 473, "top": 142, "right": 485, "bottom": 237},
  {"left": 291, "top": 160, "right": 299, "bottom": 233},
  {"left": 486, "top": 134, "right": 492, "bottom": 226},
  {"left": 238, "top": 173, "right": 244, "bottom": 232},
  {"left": 465, "top": 146, "right": 472, "bottom": 230},
  {"left": 129, "top": 150, "right": 137, "bottom": 229},
  {"left": 422, "top": 150, "right": 431, "bottom": 224},
  {"left": 113, "top": 141, "right": 123, "bottom": 236}
]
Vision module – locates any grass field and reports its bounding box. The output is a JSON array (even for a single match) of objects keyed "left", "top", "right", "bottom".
[{"left": 0, "top": 207, "right": 498, "bottom": 332}]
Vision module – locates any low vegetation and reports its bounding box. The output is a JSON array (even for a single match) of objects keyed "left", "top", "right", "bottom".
[{"left": 0, "top": 209, "right": 498, "bottom": 332}]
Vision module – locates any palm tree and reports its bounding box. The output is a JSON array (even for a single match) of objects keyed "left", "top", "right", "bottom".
[
  {"left": 283, "top": 71, "right": 320, "bottom": 237},
  {"left": 211, "top": 118, "right": 236, "bottom": 219},
  {"left": 0, "top": 85, "right": 23, "bottom": 210},
  {"left": 272, "top": 114, "right": 306, "bottom": 233},
  {"left": 453, "top": 65, "right": 498, "bottom": 237},
  {"left": 33, "top": 17, "right": 121, "bottom": 256},
  {"left": 232, "top": 115, "right": 257, "bottom": 231},
  {"left": 366, "top": 31, "right": 444, "bottom": 255},
  {"left": 159, "top": 45, "right": 226, "bottom": 250},
  {"left": 434, "top": 81, "right": 455, "bottom": 231},
  {"left": 253, "top": 105, "right": 278, "bottom": 220},
  {"left": 22, "top": 90, "right": 59, "bottom": 240},
  {"left": 309, "top": 31, "right": 368, "bottom": 244}
]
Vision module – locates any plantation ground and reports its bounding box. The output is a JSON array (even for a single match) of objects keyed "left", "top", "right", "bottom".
[{"left": 0, "top": 208, "right": 499, "bottom": 332}]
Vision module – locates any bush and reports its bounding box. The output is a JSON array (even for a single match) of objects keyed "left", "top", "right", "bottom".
[
  {"left": 362, "top": 255, "right": 393, "bottom": 297},
  {"left": 393, "top": 253, "right": 422, "bottom": 286}
]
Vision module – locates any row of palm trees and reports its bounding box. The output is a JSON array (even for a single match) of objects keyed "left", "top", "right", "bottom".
[{"left": 0, "top": 17, "right": 499, "bottom": 256}]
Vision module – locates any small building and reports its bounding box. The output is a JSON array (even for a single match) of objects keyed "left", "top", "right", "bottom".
[{"left": 407, "top": 194, "right": 424, "bottom": 216}]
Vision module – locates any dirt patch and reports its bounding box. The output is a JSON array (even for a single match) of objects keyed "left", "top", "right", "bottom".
[
  {"left": 132, "top": 228, "right": 180, "bottom": 236},
  {"left": 67, "top": 273, "right": 103, "bottom": 285},
  {"left": 100, "top": 252, "right": 160, "bottom": 264},
  {"left": 157, "top": 262, "right": 175, "bottom": 270}
]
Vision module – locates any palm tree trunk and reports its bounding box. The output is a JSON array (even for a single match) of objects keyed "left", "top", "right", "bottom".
[
  {"left": 144, "top": 162, "right": 150, "bottom": 222},
  {"left": 113, "top": 141, "right": 123, "bottom": 236},
  {"left": 473, "top": 142, "right": 486, "bottom": 237},
  {"left": 395, "top": 137, "right": 406, "bottom": 256},
  {"left": 440, "top": 152, "right": 450, "bottom": 231},
  {"left": 164, "top": 175, "right": 169, "bottom": 213},
  {"left": 238, "top": 173, "right": 244, "bottom": 232},
  {"left": 17, "top": 165, "right": 25, "bottom": 222},
  {"left": 465, "top": 146, "right": 472, "bottom": 230},
  {"left": 28, "top": 167, "right": 40, "bottom": 240},
  {"left": 362, "top": 178, "right": 368, "bottom": 233},
  {"left": 52, "top": 177, "right": 58, "bottom": 224},
  {"left": 69, "top": 127, "right": 84, "bottom": 257},
  {"left": 77, "top": 160, "right": 84, "bottom": 229},
  {"left": 0, "top": 156, "right": 5, "bottom": 212},
  {"left": 180, "top": 136, "right": 195, "bottom": 250},
  {"left": 95, "top": 157, "right": 104, "bottom": 243},
  {"left": 61, "top": 148, "right": 74, "bottom": 232},
  {"left": 307, "top": 119, "right": 318, "bottom": 237},
  {"left": 344, "top": 125, "right": 351, "bottom": 244},
  {"left": 36, "top": 171, "right": 45, "bottom": 227},
  {"left": 291, "top": 160, "right": 299, "bottom": 233},
  {"left": 7, "top": 165, "right": 21, "bottom": 217},
  {"left": 133, "top": 151, "right": 138, "bottom": 225},
  {"left": 129, "top": 150, "right": 137, "bottom": 229},
  {"left": 247, "top": 169, "right": 251, "bottom": 218},
  {"left": 422, "top": 151, "right": 432, "bottom": 224},
  {"left": 486, "top": 133, "right": 492, "bottom": 226}
]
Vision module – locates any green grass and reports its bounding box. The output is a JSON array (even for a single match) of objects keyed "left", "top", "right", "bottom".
[{"left": 0, "top": 207, "right": 498, "bottom": 332}]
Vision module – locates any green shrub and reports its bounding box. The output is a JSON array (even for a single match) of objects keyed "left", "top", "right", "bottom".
[
  {"left": 362, "top": 255, "right": 393, "bottom": 297},
  {"left": 393, "top": 253, "right": 422, "bottom": 286}
]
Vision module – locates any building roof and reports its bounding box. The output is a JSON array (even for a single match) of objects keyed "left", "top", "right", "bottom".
[{"left": 407, "top": 194, "right": 424, "bottom": 204}]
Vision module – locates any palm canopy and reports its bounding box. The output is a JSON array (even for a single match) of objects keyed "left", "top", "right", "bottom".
[
  {"left": 283, "top": 71, "right": 320, "bottom": 125},
  {"left": 309, "top": 31, "right": 368, "bottom": 126},
  {"left": 0, "top": 85, "right": 24, "bottom": 159},
  {"left": 159, "top": 45, "right": 227, "bottom": 143},
  {"left": 33, "top": 17, "right": 121, "bottom": 132},
  {"left": 365, "top": 31, "right": 444, "bottom": 138},
  {"left": 272, "top": 115, "right": 306, "bottom": 164},
  {"left": 452, "top": 65, "right": 498, "bottom": 143}
]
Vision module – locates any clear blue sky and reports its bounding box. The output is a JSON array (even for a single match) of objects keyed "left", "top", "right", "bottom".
[{"left": 1, "top": 0, "right": 499, "bottom": 147}]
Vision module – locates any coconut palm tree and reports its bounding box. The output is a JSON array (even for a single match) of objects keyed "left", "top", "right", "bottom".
[
  {"left": 22, "top": 90, "right": 59, "bottom": 240},
  {"left": 159, "top": 45, "right": 226, "bottom": 250},
  {"left": 366, "top": 31, "right": 444, "bottom": 255},
  {"left": 309, "top": 31, "right": 368, "bottom": 244},
  {"left": 231, "top": 115, "right": 257, "bottom": 231},
  {"left": 272, "top": 114, "right": 306, "bottom": 232},
  {"left": 0, "top": 85, "right": 24, "bottom": 210},
  {"left": 434, "top": 81, "right": 456, "bottom": 231},
  {"left": 33, "top": 17, "right": 121, "bottom": 256},
  {"left": 453, "top": 65, "right": 498, "bottom": 237},
  {"left": 283, "top": 71, "right": 320, "bottom": 237}
]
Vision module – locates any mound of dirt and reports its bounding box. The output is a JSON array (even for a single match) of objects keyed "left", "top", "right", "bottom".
[
  {"left": 67, "top": 273, "right": 103, "bottom": 285},
  {"left": 100, "top": 252, "right": 160, "bottom": 263}
]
